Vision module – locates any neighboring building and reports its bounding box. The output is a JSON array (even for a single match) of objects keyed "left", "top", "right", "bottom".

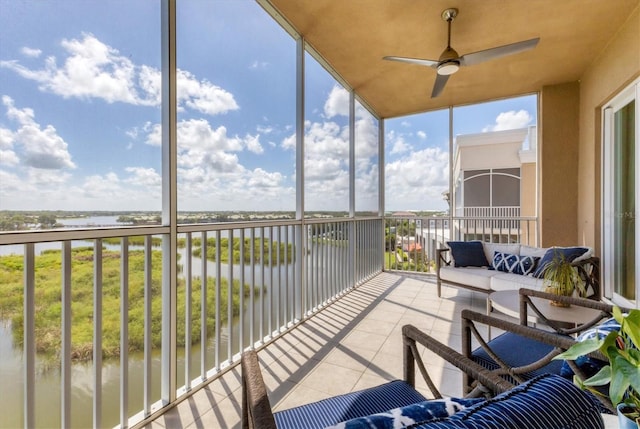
[{"left": 452, "top": 126, "right": 537, "bottom": 244}]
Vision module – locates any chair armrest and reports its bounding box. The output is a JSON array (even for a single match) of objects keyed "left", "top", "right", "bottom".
[
  {"left": 241, "top": 350, "right": 277, "bottom": 429},
  {"left": 436, "top": 248, "right": 451, "bottom": 271},
  {"left": 402, "top": 324, "right": 514, "bottom": 399},
  {"left": 570, "top": 256, "right": 601, "bottom": 299},
  {"left": 460, "top": 308, "right": 616, "bottom": 413},
  {"left": 517, "top": 288, "right": 630, "bottom": 335}
]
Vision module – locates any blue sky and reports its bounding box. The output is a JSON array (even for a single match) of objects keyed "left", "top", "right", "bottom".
[{"left": 0, "top": 0, "right": 536, "bottom": 213}]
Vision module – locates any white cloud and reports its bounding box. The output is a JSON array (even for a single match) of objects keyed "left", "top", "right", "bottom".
[
  {"left": 355, "top": 114, "right": 378, "bottom": 159},
  {"left": 245, "top": 134, "right": 264, "bottom": 154},
  {"left": 385, "top": 146, "right": 449, "bottom": 211},
  {"left": 257, "top": 124, "right": 274, "bottom": 134},
  {"left": 249, "top": 60, "right": 269, "bottom": 70},
  {"left": 417, "top": 131, "right": 427, "bottom": 139},
  {"left": 387, "top": 130, "right": 412, "bottom": 155},
  {"left": 21, "top": 47, "right": 42, "bottom": 58},
  {"left": 0, "top": 127, "right": 19, "bottom": 166},
  {"left": 247, "top": 168, "right": 284, "bottom": 188},
  {"left": 143, "top": 122, "right": 161, "bottom": 146},
  {"left": 483, "top": 110, "right": 533, "bottom": 132},
  {"left": 324, "top": 85, "right": 349, "bottom": 118},
  {"left": 1, "top": 33, "right": 238, "bottom": 115},
  {"left": 2, "top": 96, "right": 75, "bottom": 170},
  {"left": 177, "top": 69, "right": 239, "bottom": 115},
  {"left": 281, "top": 133, "right": 295, "bottom": 151},
  {"left": 124, "top": 167, "right": 161, "bottom": 187}
]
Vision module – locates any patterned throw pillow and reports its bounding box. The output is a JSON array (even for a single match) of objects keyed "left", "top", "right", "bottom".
[
  {"left": 324, "top": 398, "right": 484, "bottom": 429},
  {"left": 533, "top": 247, "right": 589, "bottom": 278},
  {"left": 559, "top": 318, "right": 621, "bottom": 378},
  {"left": 491, "top": 252, "right": 539, "bottom": 275}
]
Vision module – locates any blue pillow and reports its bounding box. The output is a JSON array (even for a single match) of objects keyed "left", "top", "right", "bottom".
[
  {"left": 532, "top": 247, "right": 589, "bottom": 278},
  {"left": 323, "top": 398, "right": 485, "bottom": 429},
  {"left": 491, "top": 252, "right": 539, "bottom": 275},
  {"left": 447, "top": 241, "right": 489, "bottom": 267},
  {"left": 559, "top": 318, "right": 620, "bottom": 378}
]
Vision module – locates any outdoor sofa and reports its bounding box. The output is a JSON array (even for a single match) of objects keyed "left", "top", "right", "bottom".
[
  {"left": 241, "top": 299, "right": 610, "bottom": 429},
  {"left": 436, "top": 241, "right": 600, "bottom": 305}
]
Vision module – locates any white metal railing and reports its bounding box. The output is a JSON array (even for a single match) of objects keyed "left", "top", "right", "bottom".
[
  {"left": 385, "top": 215, "right": 538, "bottom": 275},
  {"left": 458, "top": 206, "right": 521, "bottom": 219},
  {"left": 0, "top": 217, "right": 383, "bottom": 429}
]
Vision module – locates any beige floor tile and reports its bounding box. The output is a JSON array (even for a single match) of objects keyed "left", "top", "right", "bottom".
[
  {"left": 207, "top": 366, "right": 242, "bottom": 398},
  {"left": 351, "top": 372, "right": 394, "bottom": 391},
  {"left": 365, "top": 307, "right": 406, "bottom": 324},
  {"left": 340, "top": 329, "right": 389, "bottom": 353},
  {"left": 354, "top": 317, "right": 398, "bottom": 336},
  {"left": 322, "top": 344, "right": 378, "bottom": 372},
  {"left": 188, "top": 391, "right": 243, "bottom": 429},
  {"left": 144, "top": 272, "right": 493, "bottom": 428},
  {"left": 364, "top": 350, "right": 404, "bottom": 380},
  {"left": 299, "top": 362, "right": 363, "bottom": 396},
  {"left": 273, "top": 383, "right": 332, "bottom": 411}
]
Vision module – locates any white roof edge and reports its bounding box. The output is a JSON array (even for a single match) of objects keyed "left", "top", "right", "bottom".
[{"left": 455, "top": 127, "right": 533, "bottom": 147}]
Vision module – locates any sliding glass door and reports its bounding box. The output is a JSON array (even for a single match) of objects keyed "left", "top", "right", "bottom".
[{"left": 603, "top": 79, "right": 639, "bottom": 306}]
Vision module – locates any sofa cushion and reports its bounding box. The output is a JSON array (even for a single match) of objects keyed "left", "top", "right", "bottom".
[
  {"left": 490, "top": 252, "right": 539, "bottom": 275},
  {"left": 471, "top": 332, "right": 566, "bottom": 384},
  {"left": 490, "top": 272, "right": 545, "bottom": 292},
  {"left": 482, "top": 243, "right": 520, "bottom": 266},
  {"left": 415, "top": 374, "right": 604, "bottom": 428},
  {"left": 446, "top": 241, "right": 488, "bottom": 267},
  {"left": 323, "top": 398, "right": 485, "bottom": 429},
  {"left": 532, "top": 247, "right": 591, "bottom": 278},
  {"left": 439, "top": 266, "right": 496, "bottom": 291},
  {"left": 520, "top": 245, "right": 549, "bottom": 258},
  {"left": 273, "top": 380, "right": 427, "bottom": 429}
]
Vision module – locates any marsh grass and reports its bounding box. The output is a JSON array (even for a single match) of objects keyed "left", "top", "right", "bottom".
[{"left": 0, "top": 246, "right": 262, "bottom": 365}]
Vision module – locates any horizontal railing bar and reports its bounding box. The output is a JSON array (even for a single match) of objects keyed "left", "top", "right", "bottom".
[
  {"left": 0, "top": 226, "right": 170, "bottom": 245},
  {"left": 176, "top": 219, "right": 297, "bottom": 233},
  {"left": 176, "top": 216, "right": 382, "bottom": 233},
  {"left": 0, "top": 218, "right": 388, "bottom": 245}
]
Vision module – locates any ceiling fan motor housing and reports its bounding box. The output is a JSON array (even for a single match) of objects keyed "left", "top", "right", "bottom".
[{"left": 437, "top": 46, "right": 460, "bottom": 75}]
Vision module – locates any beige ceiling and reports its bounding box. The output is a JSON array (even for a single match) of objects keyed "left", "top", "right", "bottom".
[{"left": 265, "top": 0, "right": 639, "bottom": 119}]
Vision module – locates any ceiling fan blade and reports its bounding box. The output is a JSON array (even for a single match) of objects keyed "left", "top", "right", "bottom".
[
  {"left": 431, "top": 73, "right": 450, "bottom": 98},
  {"left": 460, "top": 37, "right": 539, "bottom": 67},
  {"left": 383, "top": 56, "right": 439, "bottom": 68}
]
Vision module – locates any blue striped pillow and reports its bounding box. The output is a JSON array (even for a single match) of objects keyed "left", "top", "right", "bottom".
[{"left": 323, "top": 398, "right": 484, "bottom": 429}]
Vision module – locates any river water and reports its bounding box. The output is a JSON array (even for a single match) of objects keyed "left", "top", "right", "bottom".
[{"left": 0, "top": 216, "right": 319, "bottom": 428}]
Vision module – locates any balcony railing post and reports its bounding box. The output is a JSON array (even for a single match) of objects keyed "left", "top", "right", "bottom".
[
  {"left": 61, "top": 241, "right": 72, "bottom": 428},
  {"left": 23, "top": 243, "right": 35, "bottom": 429}
]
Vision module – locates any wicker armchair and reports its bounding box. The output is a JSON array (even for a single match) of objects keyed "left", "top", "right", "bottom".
[
  {"left": 461, "top": 288, "right": 631, "bottom": 414},
  {"left": 241, "top": 317, "right": 607, "bottom": 428},
  {"left": 241, "top": 324, "right": 513, "bottom": 429}
]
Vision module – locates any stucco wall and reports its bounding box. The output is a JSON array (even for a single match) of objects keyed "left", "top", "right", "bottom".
[
  {"left": 540, "top": 82, "right": 580, "bottom": 247},
  {"left": 520, "top": 162, "right": 537, "bottom": 244},
  {"left": 578, "top": 5, "right": 640, "bottom": 255}
]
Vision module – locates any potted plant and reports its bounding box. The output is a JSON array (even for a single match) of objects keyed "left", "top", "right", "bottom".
[
  {"left": 555, "top": 307, "right": 640, "bottom": 427},
  {"left": 542, "top": 251, "right": 586, "bottom": 307}
]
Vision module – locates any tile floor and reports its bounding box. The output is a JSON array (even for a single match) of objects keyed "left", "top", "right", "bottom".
[{"left": 145, "top": 272, "right": 492, "bottom": 428}]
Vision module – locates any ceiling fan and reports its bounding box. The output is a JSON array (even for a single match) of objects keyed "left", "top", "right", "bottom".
[{"left": 383, "top": 8, "right": 540, "bottom": 98}]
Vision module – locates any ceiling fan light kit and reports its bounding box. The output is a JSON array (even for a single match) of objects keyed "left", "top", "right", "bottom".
[
  {"left": 437, "top": 61, "right": 459, "bottom": 75},
  {"left": 383, "top": 7, "right": 539, "bottom": 98}
]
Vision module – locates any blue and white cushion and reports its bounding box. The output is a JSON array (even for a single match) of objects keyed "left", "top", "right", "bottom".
[
  {"left": 560, "top": 318, "right": 621, "bottom": 378},
  {"left": 491, "top": 252, "right": 539, "bottom": 275},
  {"left": 324, "top": 398, "right": 484, "bottom": 429}
]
